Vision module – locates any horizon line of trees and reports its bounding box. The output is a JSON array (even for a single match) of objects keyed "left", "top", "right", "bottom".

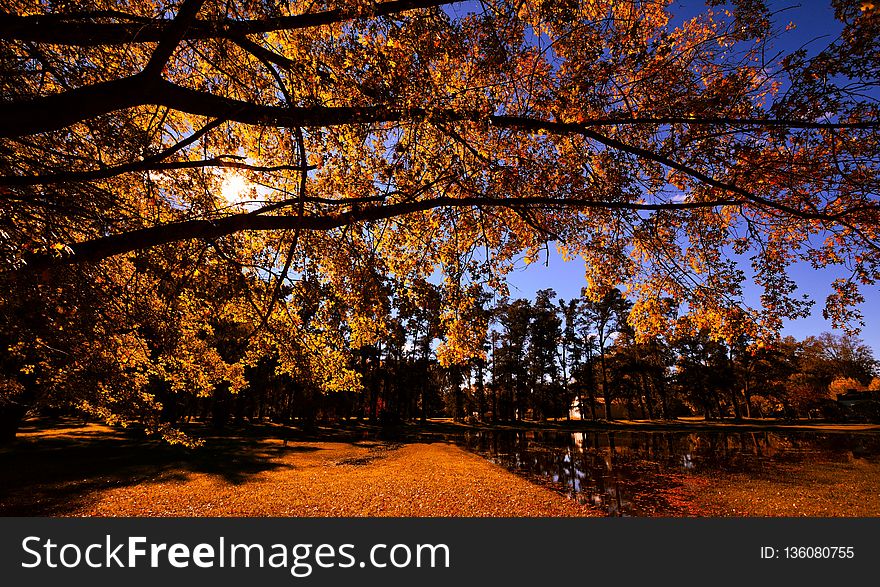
[
  {"left": 6, "top": 265, "right": 880, "bottom": 444},
  {"left": 109, "top": 285, "right": 880, "bottom": 434}
]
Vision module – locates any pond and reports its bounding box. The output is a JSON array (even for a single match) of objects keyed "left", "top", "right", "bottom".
[{"left": 458, "top": 428, "right": 880, "bottom": 516}]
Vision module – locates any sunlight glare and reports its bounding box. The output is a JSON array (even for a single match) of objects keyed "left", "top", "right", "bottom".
[{"left": 220, "top": 172, "right": 252, "bottom": 205}]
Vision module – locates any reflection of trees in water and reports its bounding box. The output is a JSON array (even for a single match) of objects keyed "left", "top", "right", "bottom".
[{"left": 460, "top": 429, "right": 878, "bottom": 515}]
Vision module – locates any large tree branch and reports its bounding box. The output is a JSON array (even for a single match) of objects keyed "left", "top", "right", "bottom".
[
  {"left": 1, "top": 75, "right": 152, "bottom": 138},
  {"left": 142, "top": 0, "right": 207, "bottom": 77},
  {"left": 0, "top": 0, "right": 461, "bottom": 46},
  {"left": 488, "top": 115, "right": 880, "bottom": 222},
  {"left": 559, "top": 117, "right": 879, "bottom": 130},
  {"left": 0, "top": 157, "right": 314, "bottom": 188},
  {"left": 229, "top": 35, "right": 297, "bottom": 70},
  {"left": 4, "top": 74, "right": 877, "bottom": 139},
  {"left": 0, "top": 76, "right": 409, "bottom": 138},
  {"left": 19, "top": 195, "right": 743, "bottom": 271}
]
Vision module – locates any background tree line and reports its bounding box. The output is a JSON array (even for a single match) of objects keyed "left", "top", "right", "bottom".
[
  {"left": 254, "top": 284, "right": 878, "bottom": 427},
  {"left": 17, "top": 276, "right": 877, "bottom": 439}
]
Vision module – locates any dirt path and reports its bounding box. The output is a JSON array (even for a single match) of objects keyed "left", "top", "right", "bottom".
[{"left": 78, "top": 441, "right": 601, "bottom": 517}]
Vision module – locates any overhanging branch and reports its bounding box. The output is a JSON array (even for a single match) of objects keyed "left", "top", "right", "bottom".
[
  {"left": 3, "top": 72, "right": 877, "bottom": 139},
  {"left": 0, "top": 1, "right": 462, "bottom": 46},
  {"left": 0, "top": 157, "right": 315, "bottom": 188},
  {"left": 19, "top": 195, "right": 743, "bottom": 271}
]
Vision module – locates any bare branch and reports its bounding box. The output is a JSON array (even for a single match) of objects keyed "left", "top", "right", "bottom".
[
  {"left": 0, "top": 1, "right": 462, "bottom": 46},
  {"left": 0, "top": 157, "right": 313, "bottom": 188}
]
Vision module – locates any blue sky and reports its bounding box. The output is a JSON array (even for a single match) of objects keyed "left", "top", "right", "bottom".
[
  {"left": 492, "top": 1, "right": 879, "bottom": 353},
  {"left": 503, "top": 247, "right": 879, "bottom": 352}
]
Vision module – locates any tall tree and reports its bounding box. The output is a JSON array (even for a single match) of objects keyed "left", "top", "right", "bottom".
[
  {"left": 527, "top": 288, "right": 562, "bottom": 418},
  {"left": 582, "top": 288, "right": 629, "bottom": 419},
  {"left": 493, "top": 298, "right": 532, "bottom": 420}
]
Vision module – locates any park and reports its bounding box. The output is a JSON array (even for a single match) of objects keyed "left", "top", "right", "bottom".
[{"left": 1, "top": 0, "right": 879, "bottom": 517}]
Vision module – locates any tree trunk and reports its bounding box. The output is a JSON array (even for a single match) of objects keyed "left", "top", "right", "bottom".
[
  {"left": 730, "top": 389, "right": 742, "bottom": 421},
  {"left": 586, "top": 359, "right": 597, "bottom": 421},
  {"left": 743, "top": 381, "right": 753, "bottom": 418},
  {"left": 420, "top": 340, "right": 430, "bottom": 424},
  {"left": 476, "top": 362, "right": 486, "bottom": 421},
  {"left": 211, "top": 382, "right": 231, "bottom": 429},
  {"left": 637, "top": 391, "right": 648, "bottom": 420},
  {"left": 640, "top": 375, "right": 655, "bottom": 420},
  {"left": 0, "top": 403, "right": 27, "bottom": 443},
  {"left": 658, "top": 379, "right": 670, "bottom": 420},
  {"left": 600, "top": 350, "right": 612, "bottom": 420}
]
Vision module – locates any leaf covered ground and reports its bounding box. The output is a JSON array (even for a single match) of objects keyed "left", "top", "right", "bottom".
[
  {"left": 0, "top": 421, "right": 597, "bottom": 517},
  {"left": 684, "top": 459, "right": 880, "bottom": 517}
]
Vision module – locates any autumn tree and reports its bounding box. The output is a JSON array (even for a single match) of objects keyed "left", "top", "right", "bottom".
[
  {"left": 396, "top": 278, "right": 442, "bottom": 421},
  {"left": 1, "top": 0, "right": 878, "bottom": 438},
  {"left": 782, "top": 332, "right": 877, "bottom": 413},
  {"left": 803, "top": 332, "right": 878, "bottom": 386},
  {"left": 557, "top": 297, "right": 581, "bottom": 419},
  {"left": 729, "top": 334, "right": 797, "bottom": 418}
]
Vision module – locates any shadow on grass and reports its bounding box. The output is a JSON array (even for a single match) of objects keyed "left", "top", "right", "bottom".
[{"left": 0, "top": 419, "right": 332, "bottom": 516}]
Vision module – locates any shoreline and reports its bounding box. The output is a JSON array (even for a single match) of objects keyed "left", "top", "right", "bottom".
[
  {"left": 9, "top": 416, "right": 879, "bottom": 450},
  {"left": 411, "top": 417, "right": 880, "bottom": 434}
]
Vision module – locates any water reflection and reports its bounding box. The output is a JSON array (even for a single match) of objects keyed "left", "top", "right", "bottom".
[{"left": 459, "top": 429, "right": 880, "bottom": 516}]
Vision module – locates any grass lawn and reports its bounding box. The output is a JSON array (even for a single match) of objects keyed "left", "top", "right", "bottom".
[{"left": 684, "top": 459, "right": 880, "bottom": 517}]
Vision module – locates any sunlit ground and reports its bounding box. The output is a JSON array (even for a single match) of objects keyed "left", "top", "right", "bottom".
[{"left": 0, "top": 420, "right": 594, "bottom": 517}]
